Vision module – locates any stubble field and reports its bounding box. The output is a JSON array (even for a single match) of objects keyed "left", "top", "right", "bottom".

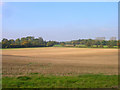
[{"left": 2, "top": 47, "right": 118, "bottom": 76}]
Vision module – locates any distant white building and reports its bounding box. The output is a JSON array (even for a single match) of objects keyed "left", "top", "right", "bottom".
[
  {"left": 96, "top": 37, "right": 105, "bottom": 40},
  {"left": 110, "top": 37, "right": 116, "bottom": 40}
]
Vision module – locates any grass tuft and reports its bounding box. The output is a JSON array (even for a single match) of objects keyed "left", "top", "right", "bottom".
[{"left": 17, "top": 76, "right": 31, "bottom": 81}]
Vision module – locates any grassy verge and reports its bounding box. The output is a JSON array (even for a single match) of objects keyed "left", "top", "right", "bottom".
[
  {"left": 1, "top": 45, "right": 118, "bottom": 50},
  {"left": 53, "top": 46, "right": 118, "bottom": 49},
  {"left": 1, "top": 47, "right": 48, "bottom": 50},
  {"left": 1, "top": 45, "right": 119, "bottom": 50},
  {"left": 2, "top": 74, "right": 118, "bottom": 88}
]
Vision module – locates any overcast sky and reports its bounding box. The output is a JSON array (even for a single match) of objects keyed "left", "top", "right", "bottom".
[{"left": 2, "top": 2, "right": 118, "bottom": 41}]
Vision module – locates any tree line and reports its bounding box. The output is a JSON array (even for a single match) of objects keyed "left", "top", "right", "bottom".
[
  {"left": 0, "top": 36, "right": 119, "bottom": 48},
  {"left": 1, "top": 36, "right": 58, "bottom": 48},
  {"left": 63, "top": 39, "right": 118, "bottom": 48}
]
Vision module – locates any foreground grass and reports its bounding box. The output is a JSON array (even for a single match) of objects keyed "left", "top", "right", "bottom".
[{"left": 2, "top": 74, "right": 118, "bottom": 88}]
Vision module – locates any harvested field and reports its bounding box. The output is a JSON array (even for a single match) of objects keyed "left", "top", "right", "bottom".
[{"left": 2, "top": 47, "right": 118, "bottom": 76}]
